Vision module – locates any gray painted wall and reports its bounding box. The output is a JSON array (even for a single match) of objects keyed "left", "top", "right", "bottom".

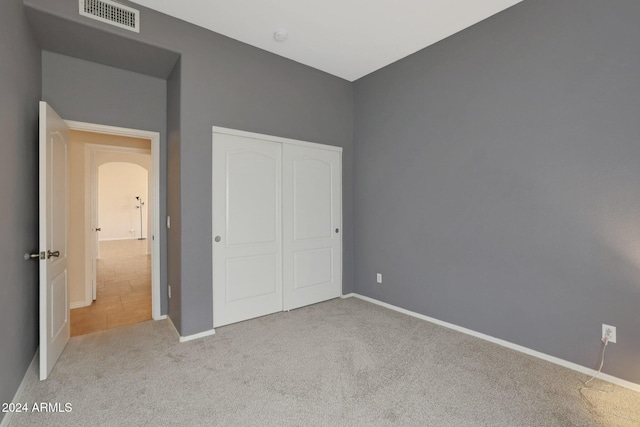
[
  {"left": 176, "top": 28, "right": 354, "bottom": 335},
  {"left": 167, "top": 59, "right": 182, "bottom": 331},
  {"left": 0, "top": 0, "right": 41, "bottom": 421},
  {"left": 354, "top": 0, "right": 640, "bottom": 383},
  {"left": 25, "top": 0, "right": 354, "bottom": 336},
  {"left": 25, "top": 5, "right": 179, "bottom": 79},
  {"left": 41, "top": 51, "right": 169, "bottom": 315}
]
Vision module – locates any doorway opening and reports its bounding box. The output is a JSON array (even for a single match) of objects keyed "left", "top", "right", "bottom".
[{"left": 65, "top": 121, "right": 161, "bottom": 336}]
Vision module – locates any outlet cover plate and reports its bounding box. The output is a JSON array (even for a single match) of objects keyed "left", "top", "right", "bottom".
[{"left": 602, "top": 324, "right": 616, "bottom": 343}]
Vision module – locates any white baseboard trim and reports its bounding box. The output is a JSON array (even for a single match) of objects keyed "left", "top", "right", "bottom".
[
  {"left": 345, "top": 293, "right": 640, "bottom": 393},
  {"left": 154, "top": 314, "right": 167, "bottom": 321},
  {"left": 179, "top": 328, "right": 216, "bottom": 343},
  {"left": 1, "top": 349, "right": 39, "bottom": 427},
  {"left": 340, "top": 293, "right": 356, "bottom": 299},
  {"left": 70, "top": 300, "right": 91, "bottom": 309},
  {"left": 167, "top": 316, "right": 216, "bottom": 343}
]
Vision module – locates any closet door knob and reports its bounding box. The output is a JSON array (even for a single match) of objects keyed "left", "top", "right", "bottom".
[
  {"left": 335, "top": 228, "right": 340, "bottom": 233},
  {"left": 214, "top": 236, "right": 221, "bottom": 243}
]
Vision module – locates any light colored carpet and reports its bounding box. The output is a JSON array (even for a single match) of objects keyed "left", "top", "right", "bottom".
[{"left": 9, "top": 298, "right": 640, "bottom": 426}]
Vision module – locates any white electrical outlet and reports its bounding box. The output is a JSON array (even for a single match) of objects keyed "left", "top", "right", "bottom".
[
  {"left": 376, "top": 273, "right": 383, "bottom": 284},
  {"left": 602, "top": 324, "right": 616, "bottom": 344}
]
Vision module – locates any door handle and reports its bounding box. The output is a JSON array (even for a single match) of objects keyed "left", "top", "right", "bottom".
[
  {"left": 214, "top": 236, "right": 222, "bottom": 243},
  {"left": 24, "top": 252, "right": 44, "bottom": 260},
  {"left": 95, "top": 227, "right": 101, "bottom": 232},
  {"left": 47, "top": 250, "right": 60, "bottom": 259}
]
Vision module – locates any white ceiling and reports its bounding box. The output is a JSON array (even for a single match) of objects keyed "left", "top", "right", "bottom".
[{"left": 129, "top": 0, "right": 522, "bottom": 81}]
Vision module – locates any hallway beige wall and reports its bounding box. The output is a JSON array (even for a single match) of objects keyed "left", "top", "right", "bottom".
[
  {"left": 97, "top": 156, "right": 151, "bottom": 241},
  {"left": 68, "top": 130, "right": 151, "bottom": 307}
]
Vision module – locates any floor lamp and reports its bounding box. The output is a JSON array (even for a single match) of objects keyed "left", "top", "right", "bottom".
[{"left": 135, "top": 196, "right": 145, "bottom": 240}]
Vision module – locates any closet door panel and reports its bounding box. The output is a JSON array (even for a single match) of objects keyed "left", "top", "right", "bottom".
[
  {"left": 294, "top": 247, "right": 333, "bottom": 289},
  {"left": 293, "top": 157, "right": 333, "bottom": 240},
  {"left": 213, "top": 133, "right": 282, "bottom": 327},
  {"left": 283, "top": 144, "right": 342, "bottom": 310},
  {"left": 227, "top": 151, "right": 278, "bottom": 246}
]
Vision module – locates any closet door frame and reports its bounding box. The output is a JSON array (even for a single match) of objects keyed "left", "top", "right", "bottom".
[{"left": 212, "top": 126, "right": 343, "bottom": 327}]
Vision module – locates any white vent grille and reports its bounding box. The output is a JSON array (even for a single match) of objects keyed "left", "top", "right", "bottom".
[{"left": 79, "top": 0, "right": 140, "bottom": 33}]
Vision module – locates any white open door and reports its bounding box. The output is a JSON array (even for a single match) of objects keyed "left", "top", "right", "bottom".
[
  {"left": 212, "top": 133, "right": 283, "bottom": 327},
  {"left": 282, "top": 144, "right": 342, "bottom": 310},
  {"left": 39, "top": 101, "right": 70, "bottom": 380}
]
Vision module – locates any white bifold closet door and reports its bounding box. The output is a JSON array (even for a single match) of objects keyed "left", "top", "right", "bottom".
[{"left": 212, "top": 128, "right": 342, "bottom": 328}]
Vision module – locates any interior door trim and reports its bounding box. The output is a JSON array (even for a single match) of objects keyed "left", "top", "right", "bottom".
[{"left": 66, "top": 120, "right": 163, "bottom": 321}]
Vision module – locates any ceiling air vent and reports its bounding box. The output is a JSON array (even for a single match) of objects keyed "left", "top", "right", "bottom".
[{"left": 79, "top": 0, "right": 140, "bottom": 33}]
